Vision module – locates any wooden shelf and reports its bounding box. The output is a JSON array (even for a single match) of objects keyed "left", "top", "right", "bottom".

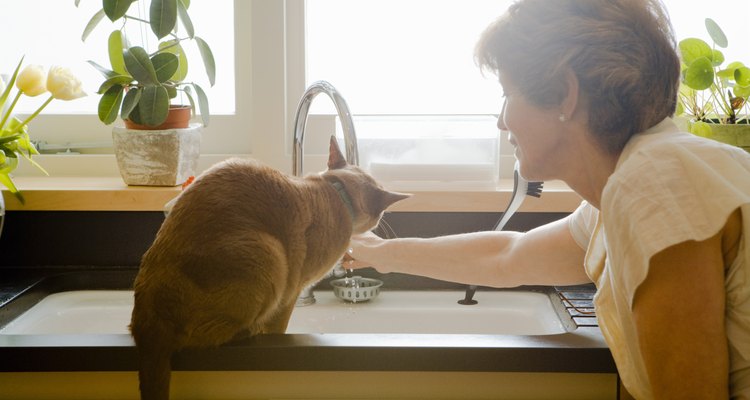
[{"left": 1, "top": 177, "right": 581, "bottom": 213}]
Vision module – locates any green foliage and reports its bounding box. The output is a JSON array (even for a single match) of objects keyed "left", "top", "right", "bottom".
[
  {"left": 78, "top": 0, "right": 215, "bottom": 128},
  {"left": 677, "top": 18, "right": 749, "bottom": 132},
  {"left": 0, "top": 59, "right": 56, "bottom": 203}
]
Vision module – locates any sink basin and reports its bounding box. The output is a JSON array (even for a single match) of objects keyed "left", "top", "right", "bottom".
[
  {"left": 0, "top": 289, "right": 572, "bottom": 336},
  {"left": 287, "top": 290, "right": 569, "bottom": 335}
]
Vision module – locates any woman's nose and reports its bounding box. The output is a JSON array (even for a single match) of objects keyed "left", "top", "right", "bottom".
[
  {"left": 496, "top": 115, "right": 506, "bottom": 131},
  {"left": 496, "top": 100, "right": 508, "bottom": 130}
]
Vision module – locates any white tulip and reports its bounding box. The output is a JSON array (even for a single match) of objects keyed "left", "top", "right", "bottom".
[
  {"left": 46, "top": 66, "right": 86, "bottom": 101},
  {"left": 16, "top": 65, "right": 47, "bottom": 97}
]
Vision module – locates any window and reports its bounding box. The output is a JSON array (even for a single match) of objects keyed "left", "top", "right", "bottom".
[
  {"left": 0, "top": 0, "right": 244, "bottom": 158},
  {"left": 2, "top": 1, "right": 749, "bottom": 179},
  {"left": 295, "top": 0, "right": 750, "bottom": 182},
  {"left": 304, "top": 0, "right": 749, "bottom": 116}
]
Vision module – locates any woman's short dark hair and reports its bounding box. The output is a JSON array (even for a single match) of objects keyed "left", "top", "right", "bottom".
[{"left": 475, "top": 0, "right": 681, "bottom": 153}]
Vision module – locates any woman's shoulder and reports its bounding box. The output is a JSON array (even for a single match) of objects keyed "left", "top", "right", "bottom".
[
  {"left": 612, "top": 121, "right": 750, "bottom": 193},
  {"left": 602, "top": 121, "right": 750, "bottom": 247}
]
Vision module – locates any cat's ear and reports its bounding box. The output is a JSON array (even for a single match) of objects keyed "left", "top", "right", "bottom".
[
  {"left": 327, "top": 136, "right": 347, "bottom": 170},
  {"left": 378, "top": 189, "right": 411, "bottom": 209}
]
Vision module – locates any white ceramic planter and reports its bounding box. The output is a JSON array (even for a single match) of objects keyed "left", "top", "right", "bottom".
[{"left": 112, "top": 124, "right": 201, "bottom": 186}]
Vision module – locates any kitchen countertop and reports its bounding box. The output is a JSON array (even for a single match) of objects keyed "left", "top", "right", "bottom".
[
  {"left": 0, "top": 267, "right": 614, "bottom": 374},
  {"left": 1, "top": 177, "right": 582, "bottom": 213}
]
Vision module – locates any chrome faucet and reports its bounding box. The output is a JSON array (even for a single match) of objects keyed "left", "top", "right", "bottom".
[{"left": 293, "top": 81, "right": 359, "bottom": 307}]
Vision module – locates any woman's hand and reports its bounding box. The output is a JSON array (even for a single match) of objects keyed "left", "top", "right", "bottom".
[{"left": 344, "top": 231, "right": 391, "bottom": 272}]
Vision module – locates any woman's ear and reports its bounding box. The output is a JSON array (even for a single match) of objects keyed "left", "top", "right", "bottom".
[
  {"left": 560, "top": 67, "right": 580, "bottom": 122},
  {"left": 327, "top": 136, "right": 347, "bottom": 170}
]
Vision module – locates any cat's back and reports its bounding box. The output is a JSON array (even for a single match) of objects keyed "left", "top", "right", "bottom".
[{"left": 184, "top": 158, "right": 300, "bottom": 216}]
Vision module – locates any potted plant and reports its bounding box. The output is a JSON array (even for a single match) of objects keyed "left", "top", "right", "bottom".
[
  {"left": 676, "top": 18, "right": 750, "bottom": 151},
  {"left": 77, "top": 0, "right": 216, "bottom": 186}
]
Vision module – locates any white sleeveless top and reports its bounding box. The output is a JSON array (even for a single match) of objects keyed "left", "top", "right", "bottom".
[{"left": 568, "top": 118, "right": 750, "bottom": 399}]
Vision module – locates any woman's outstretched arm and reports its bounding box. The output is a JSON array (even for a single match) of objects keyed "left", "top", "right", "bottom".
[{"left": 348, "top": 215, "right": 591, "bottom": 288}]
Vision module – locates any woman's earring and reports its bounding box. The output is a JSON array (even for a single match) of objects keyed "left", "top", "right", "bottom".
[{"left": 559, "top": 114, "right": 567, "bottom": 122}]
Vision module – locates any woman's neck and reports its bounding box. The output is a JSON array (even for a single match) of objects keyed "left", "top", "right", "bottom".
[{"left": 562, "top": 134, "right": 621, "bottom": 210}]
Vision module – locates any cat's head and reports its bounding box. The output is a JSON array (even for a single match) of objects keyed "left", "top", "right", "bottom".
[{"left": 323, "top": 136, "right": 410, "bottom": 234}]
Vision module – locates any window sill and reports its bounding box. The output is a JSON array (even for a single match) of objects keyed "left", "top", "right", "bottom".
[{"left": 1, "top": 177, "right": 580, "bottom": 212}]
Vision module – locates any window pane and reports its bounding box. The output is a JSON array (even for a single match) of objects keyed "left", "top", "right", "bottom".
[
  {"left": 306, "top": 0, "right": 509, "bottom": 115},
  {"left": 0, "top": 0, "right": 235, "bottom": 115},
  {"left": 306, "top": 0, "right": 749, "bottom": 116},
  {"left": 665, "top": 0, "right": 748, "bottom": 64}
]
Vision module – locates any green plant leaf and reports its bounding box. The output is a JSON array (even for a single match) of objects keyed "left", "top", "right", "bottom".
[
  {"left": 0, "top": 58, "right": 23, "bottom": 116},
  {"left": 180, "top": 0, "right": 190, "bottom": 9},
  {"left": 0, "top": 133, "right": 22, "bottom": 145},
  {"left": 97, "top": 75, "right": 134, "bottom": 94},
  {"left": 87, "top": 60, "right": 119, "bottom": 79},
  {"left": 684, "top": 57, "right": 714, "bottom": 90},
  {"left": 689, "top": 120, "right": 713, "bottom": 137},
  {"left": 182, "top": 85, "right": 197, "bottom": 113},
  {"left": 166, "top": 85, "right": 178, "bottom": 99},
  {"left": 15, "top": 133, "right": 39, "bottom": 155},
  {"left": 107, "top": 30, "right": 128, "bottom": 75},
  {"left": 735, "top": 66, "right": 750, "bottom": 87},
  {"left": 176, "top": 0, "right": 194, "bottom": 38},
  {"left": 7, "top": 118, "right": 27, "bottom": 136},
  {"left": 124, "top": 46, "right": 159, "bottom": 85},
  {"left": 151, "top": 52, "right": 179, "bottom": 83},
  {"left": 138, "top": 86, "right": 170, "bottom": 126},
  {"left": 0, "top": 171, "right": 24, "bottom": 204},
  {"left": 734, "top": 85, "right": 750, "bottom": 98},
  {"left": 195, "top": 36, "right": 216, "bottom": 86},
  {"left": 103, "top": 0, "right": 136, "bottom": 22},
  {"left": 150, "top": 0, "right": 178, "bottom": 40},
  {"left": 710, "top": 49, "right": 724, "bottom": 67},
  {"left": 705, "top": 18, "right": 728, "bottom": 49},
  {"left": 159, "top": 40, "right": 188, "bottom": 81},
  {"left": 120, "top": 87, "right": 141, "bottom": 119},
  {"left": 191, "top": 82, "right": 210, "bottom": 126},
  {"left": 81, "top": 9, "right": 106, "bottom": 42},
  {"left": 679, "top": 38, "right": 712, "bottom": 65},
  {"left": 98, "top": 85, "right": 125, "bottom": 124},
  {"left": 18, "top": 150, "right": 48, "bottom": 177},
  {"left": 675, "top": 98, "right": 684, "bottom": 116}
]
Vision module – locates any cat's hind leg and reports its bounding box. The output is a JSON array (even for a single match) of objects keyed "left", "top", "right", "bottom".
[{"left": 262, "top": 299, "right": 297, "bottom": 334}]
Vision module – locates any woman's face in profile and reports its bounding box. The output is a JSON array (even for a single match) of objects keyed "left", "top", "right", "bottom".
[{"left": 496, "top": 79, "right": 569, "bottom": 181}]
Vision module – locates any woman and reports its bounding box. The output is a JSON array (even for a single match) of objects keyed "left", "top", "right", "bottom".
[{"left": 346, "top": 0, "right": 750, "bottom": 398}]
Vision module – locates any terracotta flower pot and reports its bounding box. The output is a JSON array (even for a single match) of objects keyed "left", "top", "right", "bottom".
[{"left": 123, "top": 105, "right": 192, "bottom": 130}]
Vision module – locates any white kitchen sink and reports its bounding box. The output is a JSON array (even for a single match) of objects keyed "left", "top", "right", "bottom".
[{"left": 0, "top": 289, "right": 571, "bottom": 336}]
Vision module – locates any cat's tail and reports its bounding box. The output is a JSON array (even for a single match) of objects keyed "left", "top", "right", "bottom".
[
  {"left": 131, "top": 305, "right": 179, "bottom": 400},
  {"left": 135, "top": 338, "right": 174, "bottom": 400}
]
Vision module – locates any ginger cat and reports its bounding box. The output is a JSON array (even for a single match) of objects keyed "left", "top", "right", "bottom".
[{"left": 130, "top": 137, "right": 408, "bottom": 400}]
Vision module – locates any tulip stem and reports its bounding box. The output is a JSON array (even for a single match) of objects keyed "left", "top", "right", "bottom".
[
  {"left": 0, "top": 91, "right": 23, "bottom": 132},
  {"left": 8, "top": 95, "right": 54, "bottom": 136}
]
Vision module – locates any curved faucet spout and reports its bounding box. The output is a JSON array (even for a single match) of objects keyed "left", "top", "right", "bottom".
[
  {"left": 292, "top": 80, "right": 359, "bottom": 176},
  {"left": 292, "top": 81, "right": 359, "bottom": 307}
]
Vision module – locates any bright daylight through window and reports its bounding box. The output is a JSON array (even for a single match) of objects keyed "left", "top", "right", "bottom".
[
  {"left": 304, "top": 0, "right": 748, "bottom": 185},
  {"left": 0, "top": 1, "right": 747, "bottom": 180}
]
